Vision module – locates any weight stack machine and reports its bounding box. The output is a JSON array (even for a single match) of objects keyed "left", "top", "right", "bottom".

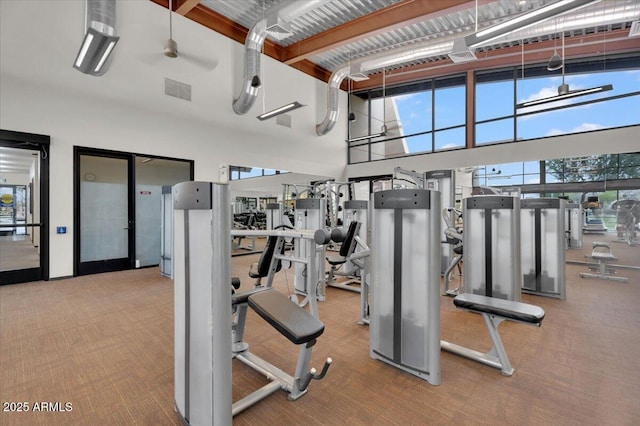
[
  {"left": 463, "top": 195, "right": 521, "bottom": 301},
  {"left": 521, "top": 198, "right": 566, "bottom": 299},
  {"left": 370, "top": 189, "right": 441, "bottom": 385}
]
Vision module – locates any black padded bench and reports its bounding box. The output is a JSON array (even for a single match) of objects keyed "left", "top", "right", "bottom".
[
  {"left": 441, "top": 293, "right": 545, "bottom": 376},
  {"left": 453, "top": 293, "right": 545, "bottom": 325},
  {"left": 248, "top": 289, "right": 325, "bottom": 345}
]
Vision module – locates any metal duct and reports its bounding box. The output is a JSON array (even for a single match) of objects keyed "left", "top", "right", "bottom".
[
  {"left": 232, "top": 0, "right": 326, "bottom": 115},
  {"left": 316, "top": 38, "right": 456, "bottom": 136},
  {"left": 316, "top": 0, "right": 638, "bottom": 136},
  {"left": 486, "top": 0, "right": 640, "bottom": 45},
  {"left": 73, "top": 0, "right": 118, "bottom": 76},
  {"left": 85, "top": 0, "right": 116, "bottom": 36}
]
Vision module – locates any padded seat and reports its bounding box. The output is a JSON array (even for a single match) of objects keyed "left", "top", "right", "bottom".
[
  {"left": 326, "top": 221, "right": 361, "bottom": 267},
  {"left": 248, "top": 290, "right": 325, "bottom": 345},
  {"left": 453, "top": 293, "right": 545, "bottom": 324}
]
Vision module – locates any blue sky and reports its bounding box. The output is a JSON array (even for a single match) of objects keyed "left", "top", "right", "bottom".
[{"left": 391, "top": 69, "right": 640, "bottom": 153}]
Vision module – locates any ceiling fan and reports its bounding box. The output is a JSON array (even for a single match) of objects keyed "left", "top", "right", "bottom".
[
  {"left": 164, "top": 0, "right": 178, "bottom": 58},
  {"left": 140, "top": 0, "right": 218, "bottom": 71}
]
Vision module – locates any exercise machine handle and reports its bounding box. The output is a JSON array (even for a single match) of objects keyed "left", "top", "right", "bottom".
[{"left": 296, "top": 357, "right": 332, "bottom": 391}]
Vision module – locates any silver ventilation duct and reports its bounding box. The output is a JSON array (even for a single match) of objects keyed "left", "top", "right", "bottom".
[
  {"left": 232, "top": 0, "right": 326, "bottom": 115},
  {"left": 316, "top": 0, "right": 639, "bottom": 136},
  {"left": 73, "top": 0, "right": 118, "bottom": 76},
  {"left": 316, "top": 38, "right": 456, "bottom": 136}
]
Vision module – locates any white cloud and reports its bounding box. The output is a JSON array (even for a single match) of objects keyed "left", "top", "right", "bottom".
[
  {"left": 544, "top": 122, "right": 604, "bottom": 137},
  {"left": 526, "top": 177, "right": 540, "bottom": 184},
  {"left": 572, "top": 122, "right": 604, "bottom": 132},
  {"left": 394, "top": 93, "right": 420, "bottom": 103},
  {"left": 438, "top": 143, "right": 461, "bottom": 150}
]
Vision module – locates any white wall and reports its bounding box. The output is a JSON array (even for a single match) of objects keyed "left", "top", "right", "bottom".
[
  {"left": 345, "top": 125, "right": 640, "bottom": 179},
  {"left": 0, "top": 173, "right": 30, "bottom": 185},
  {"left": 0, "top": 0, "right": 349, "bottom": 278}
]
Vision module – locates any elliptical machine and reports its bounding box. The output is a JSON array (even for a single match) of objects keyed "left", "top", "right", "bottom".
[{"left": 443, "top": 207, "right": 463, "bottom": 296}]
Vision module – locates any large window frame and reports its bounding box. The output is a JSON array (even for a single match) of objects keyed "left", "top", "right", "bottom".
[
  {"left": 347, "top": 54, "right": 640, "bottom": 165},
  {"left": 348, "top": 74, "right": 467, "bottom": 164}
]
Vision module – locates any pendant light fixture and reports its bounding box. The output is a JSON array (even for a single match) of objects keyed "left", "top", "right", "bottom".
[
  {"left": 547, "top": 21, "right": 563, "bottom": 71},
  {"left": 347, "top": 52, "right": 356, "bottom": 122},
  {"left": 347, "top": 67, "right": 387, "bottom": 143},
  {"left": 517, "top": 31, "right": 613, "bottom": 109}
]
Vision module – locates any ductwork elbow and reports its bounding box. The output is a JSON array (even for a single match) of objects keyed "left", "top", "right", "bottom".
[
  {"left": 232, "top": 21, "right": 267, "bottom": 115},
  {"left": 233, "top": 0, "right": 326, "bottom": 116},
  {"left": 316, "top": 65, "right": 350, "bottom": 136}
]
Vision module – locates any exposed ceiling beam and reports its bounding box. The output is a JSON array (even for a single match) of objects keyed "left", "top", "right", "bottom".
[
  {"left": 175, "top": 0, "right": 201, "bottom": 16},
  {"left": 180, "top": 3, "right": 335, "bottom": 82},
  {"left": 183, "top": 4, "right": 280, "bottom": 59},
  {"left": 352, "top": 29, "right": 639, "bottom": 91},
  {"left": 282, "top": 0, "right": 477, "bottom": 65}
]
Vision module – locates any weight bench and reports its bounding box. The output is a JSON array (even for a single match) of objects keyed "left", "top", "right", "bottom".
[
  {"left": 580, "top": 241, "right": 629, "bottom": 283},
  {"left": 326, "top": 221, "right": 363, "bottom": 292},
  {"left": 441, "top": 293, "right": 545, "bottom": 376},
  {"left": 231, "top": 288, "right": 331, "bottom": 416}
]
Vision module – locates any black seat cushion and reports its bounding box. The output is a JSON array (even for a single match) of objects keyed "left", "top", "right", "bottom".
[
  {"left": 453, "top": 293, "right": 545, "bottom": 324},
  {"left": 249, "top": 235, "right": 284, "bottom": 278},
  {"left": 248, "top": 290, "right": 325, "bottom": 345}
]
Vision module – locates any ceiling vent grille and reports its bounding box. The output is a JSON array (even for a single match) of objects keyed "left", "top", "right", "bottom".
[
  {"left": 448, "top": 37, "right": 477, "bottom": 64},
  {"left": 629, "top": 21, "right": 640, "bottom": 38},
  {"left": 165, "top": 78, "right": 191, "bottom": 101}
]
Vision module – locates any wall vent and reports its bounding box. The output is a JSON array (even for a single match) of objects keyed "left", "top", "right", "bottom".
[
  {"left": 276, "top": 114, "right": 292, "bottom": 128},
  {"left": 165, "top": 78, "right": 192, "bottom": 101}
]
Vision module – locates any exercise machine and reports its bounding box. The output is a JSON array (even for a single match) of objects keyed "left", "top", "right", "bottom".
[
  {"left": 613, "top": 199, "right": 638, "bottom": 246},
  {"left": 160, "top": 185, "right": 173, "bottom": 277},
  {"left": 265, "top": 202, "right": 283, "bottom": 230},
  {"left": 520, "top": 198, "right": 566, "bottom": 299},
  {"left": 579, "top": 241, "right": 629, "bottom": 283},
  {"left": 326, "top": 200, "right": 369, "bottom": 293},
  {"left": 565, "top": 202, "right": 583, "bottom": 249},
  {"left": 293, "top": 198, "right": 327, "bottom": 302},
  {"left": 173, "top": 181, "right": 331, "bottom": 424},
  {"left": 441, "top": 293, "right": 545, "bottom": 376},
  {"left": 426, "top": 169, "right": 456, "bottom": 275},
  {"left": 370, "top": 189, "right": 441, "bottom": 385},
  {"left": 442, "top": 207, "right": 463, "bottom": 296},
  {"left": 463, "top": 195, "right": 521, "bottom": 301}
]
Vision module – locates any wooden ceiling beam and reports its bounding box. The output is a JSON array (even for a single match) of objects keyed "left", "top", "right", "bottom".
[
  {"left": 184, "top": 5, "right": 281, "bottom": 60},
  {"left": 175, "top": 0, "right": 201, "bottom": 16},
  {"left": 181, "top": 3, "right": 336, "bottom": 82},
  {"left": 282, "top": 0, "right": 476, "bottom": 65},
  {"left": 352, "top": 29, "right": 639, "bottom": 91}
]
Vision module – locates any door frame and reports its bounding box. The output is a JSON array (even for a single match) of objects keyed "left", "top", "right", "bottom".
[
  {"left": 0, "top": 129, "right": 50, "bottom": 285},
  {"left": 74, "top": 147, "right": 136, "bottom": 276},
  {"left": 73, "top": 146, "right": 194, "bottom": 276}
]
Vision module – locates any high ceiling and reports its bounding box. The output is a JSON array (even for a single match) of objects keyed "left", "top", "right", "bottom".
[{"left": 155, "top": 0, "right": 640, "bottom": 89}]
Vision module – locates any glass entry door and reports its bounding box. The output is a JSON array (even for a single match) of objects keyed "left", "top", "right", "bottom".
[
  {"left": 0, "top": 130, "right": 49, "bottom": 286},
  {"left": 76, "top": 150, "right": 134, "bottom": 275}
]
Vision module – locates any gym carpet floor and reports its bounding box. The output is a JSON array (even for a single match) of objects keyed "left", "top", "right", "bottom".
[{"left": 0, "top": 235, "right": 638, "bottom": 425}]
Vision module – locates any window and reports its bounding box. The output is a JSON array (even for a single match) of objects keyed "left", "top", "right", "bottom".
[
  {"left": 348, "top": 75, "right": 466, "bottom": 161},
  {"left": 229, "top": 166, "right": 286, "bottom": 181}
]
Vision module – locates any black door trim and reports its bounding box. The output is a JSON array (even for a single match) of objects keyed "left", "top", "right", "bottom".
[
  {"left": 0, "top": 129, "right": 50, "bottom": 285},
  {"left": 73, "top": 146, "right": 194, "bottom": 277}
]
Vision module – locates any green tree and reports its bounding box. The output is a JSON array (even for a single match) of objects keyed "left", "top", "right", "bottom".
[{"left": 546, "top": 153, "right": 640, "bottom": 183}]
